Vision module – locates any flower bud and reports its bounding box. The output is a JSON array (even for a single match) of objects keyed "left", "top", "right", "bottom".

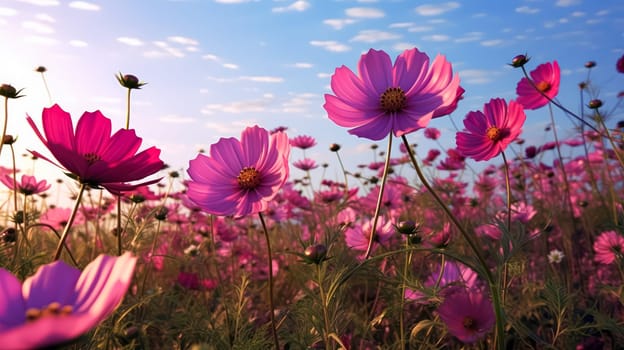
[
  {"left": 584, "top": 61, "right": 596, "bottom": 68},
  {"left": 154, "top": 206, "right": 168, "bottom": 221},
  {"left": 303, "top": 244, "right": 328, "bottom": 264},
  {"left": 1, "top": 227, "right": 17, "bottom": 243},
  {"left": 395, "top": 220, "right": 418, "bottom": 235},
  {"left": 0, "top": 84, "right": 24, "bottom": 99},
  {"left": 588, "top": 99, "right": 603, "bottom": 109},
  {"left": 116, "top": 72, "right": 146, "bottom": 89},
  {"left": 35, "top": 66, "right": 47, "bottom": 73},
  {"left": 329, "top": 143, "right": 341, "bottom": 152},
  {"left": 509, "top": 54, "right": 529, "bottom": 68},
  {"left": 2, "top": 135, "right": 15, "bottom": 145}
]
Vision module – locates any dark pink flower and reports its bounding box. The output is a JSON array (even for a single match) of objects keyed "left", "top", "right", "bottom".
[
  {"left": 437, "top": 286, "right": 495, "bottom": 344},
  {"left": 39, "top": 207, "right": 85, "bottom": 231},
  {"left": 423, "top": 127, "right": 441, "bottom": 140},
  {"left": 456, "top": 98, "right": 526, "bottom": 161},
  {"left": 0, "top": 253, "right": 136, "bottom": 349},
  {"left": 593, "top": 230, "right": 624, "bottom": 264},
  {"left": 293, "top": 158, "right": 318, "bottom": 171},
  {"left": 0, "top": 174, "right": 51, "bottom": 195},
  {"left": 324, "top": 48, "right": 460, "bottom": 140},
  {"left": 617, "top": 54, "right": 624, "bottom": 74},
  {"left": 516, "top": 61, "right": 560, "bottom": 110},
  {"left": 186, "top": 126, "right": 290, "bottom": 217},
  {"left": 344, "top": 217, "right": 394, "bottom": 256},
  {"left": 27, "top": 104, "right": 164, "bottom": 193},
  {"left": 289, "top": 135, "right": 317, "bottom": 149}
]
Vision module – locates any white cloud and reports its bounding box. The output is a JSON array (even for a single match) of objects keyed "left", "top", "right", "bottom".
[
  {"left": 571, "top": 11, "right": 585, "bottom": 17},
  {"left": 168, "top": 36, "right": 199, "bottom": 46},
  {"left": 422, "top": 34, "right": 450, "bottom": 42},
  {"left": 17, "top": 0, "right": 59, "bottom": 6},
  {"left": 393, "top": 42, "right": 417, "bottom": 51},
  {"left": 68, "top": 1, "right": 100, "bottom": 11},
  {"left": 203, "top": 120, "right": 258, "bottom": 134},
  {"left": 323, "top": 18, "right": 356, "bottom": 30},
  {"left": 159, "top": 114, "right": 196, "bottom": 123},
  {"left": 480, "top": 39, "right": 503, "bottom": 47},
  {"left": 22, "top": 20, "right": 54, "bottom": 34},
  {"left": 458, "top": 69, "right": 499, "bottom": 84},
  {"left": 556, "top": 0, "right": 580, "bottom": 7},
  {"left": 272, "top": 0, "right": 310, "bottom": 13},
  {"left": 201, "top": 98, "right": 271, "bottom": 115},
  {"left": 309, "top": 40, "right": 350, "bottom": 52},
  {"left": 69, "top": 39, "right": 88, "bottom": 47},
  {"left": 240, "top": 76, "right": 284, "bottom": 83},
  {"left": 26, "top": 35, "right": 58, "bottom": 45},
  {"left": 292, "top": 62, "right": 313, "bottom": 68},
  {"left": 0, "top": 7, "right": 18, "bottom": 16},
  {"left": 389, "top": 22, "right": 413, "bottom": 28},
  {"left": 222, "top": 63, "right": 239, "bottom": 69},
  {"left": 280, "top": 93, "right": 317, "bottom": 113},
  {"left": 414, "top": 2, "right": 460, "bottom": 16},
  {"left": 515, "top": 6, "right": 540, "bottom": 14},
  {"left": 153, "top": 41, "right": 185, "bottom": 57},
  {"left": 350, "top": 29, "right": 400, "bottom": 43},
  {"left": 317, "top": 72, "right": 331, "bottom": 79},
  {"left": 407, "top": 25, "right": 433, "bottom": 32},
  {"left": 117, "top": 36, "right": 144, "bottom": 46},
  {"left": 35, "top": 13, "right": 55, "bottom": 22},
  {"left": 454, "top": 31, "right": 483, "bottom": 43},
  {"left": 202, "top": 54, "right": 220, "bottom": 61},
  {"left": 214, "top": 0, "right": 254, "bottom": 3},
  {"left": 345, "top": 7, "right": 385, "bottom": 18}
]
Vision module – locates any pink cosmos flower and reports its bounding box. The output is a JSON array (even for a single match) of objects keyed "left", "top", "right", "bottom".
[
  {"left": 293, "top": 158, "right": 318, "bottom": 171},
  {"left": 516, "top": 61, "right": 560, "bottom": 110},
  {"left": 437, "top": 286, "right": 495, "bottom": 344},
  {"left": 0, "top": 174, "right": 51, "bottom": 195},
  {"left": 289, "top": 135, "right": 317, "bottom": 149},
  {"left": 344, "top": 217, "right": 394, "bottom": 255},
  {"left": 186, "top": 125, "right": 290, "bottom": 217},
  {"left": 617, "top": 54, "right": 624, "bottom": 74},
  {"left": 593, "top": 230, "right": 624, "bottom": 265},
  {"left": 456, "top": 98, "right": 526, "bottom": 161},
  {"left": 424, "top": 127, "right": 441, "bottom": 140},
  {"left": 27, "top": 104, "right": 164, "bottom": 193},
  {"left": 0, "top": 252, "right": 136, "bottom": 349},
  {"left": 324, "top": 48, "right": 460, "bottom": 140},
  {"left": 39, "top": 207, "right": 85, "bottom": 231}
]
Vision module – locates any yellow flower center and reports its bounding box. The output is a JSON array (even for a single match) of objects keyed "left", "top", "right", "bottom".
[
  {"left": 486, "top": 126, "right": 502, "bottom": 141},
  {"left": 83, "top": 152, "right": 101, "bottom": 165},
  {"left": 535, "top": 81, "right": 551, "bottom": 93},
  {"left": 25, "top": 302, "right": 73, "bottom": 322},
  {"left": 237, "top": 167, "right": 261, "bottom": 190},
  {"left": 380, "top": 87, "right": 407, "bottom": 113}
]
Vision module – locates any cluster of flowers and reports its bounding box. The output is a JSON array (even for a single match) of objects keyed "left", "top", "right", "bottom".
[{"left": 0, "top": 49, "right": 622, "bottom": 349}]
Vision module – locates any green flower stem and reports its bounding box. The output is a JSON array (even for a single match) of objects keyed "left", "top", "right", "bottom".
[
  {"left": 398, "top": 236, "right": 413, "bottom": 350},
  {"left": 316, "top": 263, "right": 334, "bottom": 350},
  {"left": 0, "top": 97, "right": 8, "bottom": 158},
  {"left": 53, "top": 183, "right": 87, "bottom": 261},
  {"left": 333, "top": 149, "right": 350, "bottom": 200},
  {"left": 259, "top": 212, "right": 280, "bottom": 350},
  {"left": 595, "top": 109, "right": 624, "bottom": 171},
  {"left": 363, "top": 135, "right": 393, "bottom": 260},
  {"left": 400, "top": 134, "right": 505, "bottom": 349}
]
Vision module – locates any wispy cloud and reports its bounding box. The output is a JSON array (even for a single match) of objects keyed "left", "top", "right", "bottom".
[
  {"left": 203, "top": 119, "right": 258, "bottom": 135},
  {"left": 22, "top": 20, "right": 54, "bottom": 34},
  {"left": 345, "top": 7, "right": 385, "bottom": 18},
  {"left": 279, "top": 92, "right": 317, "bottom": 113},
  {"left": 389, "top": 22, "right": 413, "bottom": 29},
  {"left": 35, "top": 13, "right": 55, "bottom": 22},
  {"left": 291, "top": 62, "right": 313, "bottom": 69},
  {"left": 159, "top": 114, "right": 196, "bottom": 124},
  {"left": 421, "top": 34, "right": 450, "bottom": 42},
  {"left": 408, "top": 25, "right": 433, "bottom": 33},
  {"left": 556, "top": 0, "right": 581, "bottom": 7},
  {"left": 69, "top": 39, "right": 88, "bottom": 47},
  {"left": 214, "top": 0, "right": 254, "bottom": 3},
  {"left": 240, "top": 76, "right": 284, "bottom": 83},
  {"left": 458, "top": 69, "right": 500, "bottom": 84},
  {"left": 393, "top": 42, "right": 417, "bottom": 51},
  {"left": 350, "top": 29, "right": 400, "bottom": 43},
  {"left": 222, "top": 63, "right": 239, "bottom": 69},
  {"left": 323, "top": 18, "right": 356, "bottom": 30},
  {"left": 414, "top": 2, "right": 460, "bottom": 16},
  {"left": 272, "top": 0, "right": 310, "bottom": 13},
  {"left": 117, "top": 36, "right": 144, "bottom": 46},
  {"left": 0, "top": 7, "right": 18, "bottom": 16},
  {"left": 17, "top": 0, "right": 59, "bottom": 6},
  {"left": 68, "top": 1, "right": 100, "bottom": 11},
  {"left": 201, "top": 97, "right": 272, "bottom": 115},
  {"left": 168, "top": 36, "right": 199, "bottom": 46},
  {"left": 309, "top": 40, "right": 350, "bottom": 52},
  {"left": 515, "top": 6, "right": 540, "bottom": 14},
  {"left": 480, "top": 39, "right": 504, "bottom": 47},
  {"left": 454, "top": 31, "right": 483, "bottom": 43}
]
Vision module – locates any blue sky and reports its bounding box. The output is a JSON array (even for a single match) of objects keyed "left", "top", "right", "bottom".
[{"left": 0, "top": 0, "right": 623, "bottom": 184}]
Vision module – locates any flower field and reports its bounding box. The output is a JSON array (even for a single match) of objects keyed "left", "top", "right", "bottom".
[{"left": 1, "top": 49, "right": 624, "bottom": 349}]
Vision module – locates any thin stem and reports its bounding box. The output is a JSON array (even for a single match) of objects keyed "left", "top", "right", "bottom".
[
  {"left": 500, "top": 152, "right": 512, "bottom": 233},
  {"left": 116, "top": 196, "right": 123, "bottom": 255},
  {"left": 53, "top": 183, "right": 87, "bottom": 261},
  {"left": 259, "top": 212, "right": 280, "bottom": 350},
  {"left": 398, "top": 236, "right": 412, "bottom": 350},
  {"left": 333, "top": 149, "right": 350, "bottom": 200},
  {"left": 363, "top": 135, "right": 393, "bottom": 259},
  {"left": 0, "top": 97, "right": 8, "bottom": 158},
  {"left": 125, "top": 88, "right": 132, "bottom": 130},
  {"left": 316, "top": 263, "right": 333, "bottom": 350},
  {"left": 40, "top": 72, "right": 52, "bottom": 105},
  {"left": 595, "top": 109, "right": 624, "bottom": 171}
]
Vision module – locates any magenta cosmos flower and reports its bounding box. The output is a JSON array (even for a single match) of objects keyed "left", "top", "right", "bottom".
[
  {"left": 289, "top": 135, "right": 317, "bottom": 150},
  {"left": 186, "top": 125, "right": 290, "bottom": 217},
  {"left": 593, "top": 230, "right": 624, "bottom": 265},
  {"left": 0, "top": 252, "right": 136, "bottom": 349},
  {"left": 516, "top": 61, "right": 560, "bottom": 110},
  {"left": 1, "top": 174, "right": 51, "bottom": 195},
  {"left": 324, "top": 48, "right": 460, "bottom": 141},
  {"left": 27, "top": 104, "right": 164, "bottom": 193},
  {"left": 437, "top": 286, "right": 495, "bottom": 344},
  {"left": 456, "top": 98, "right": 526, "bottom": 161}
]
